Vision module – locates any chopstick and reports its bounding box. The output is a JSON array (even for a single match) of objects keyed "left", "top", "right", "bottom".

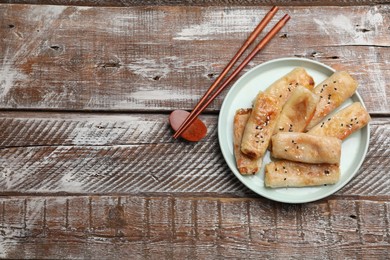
[
  {"left": 173, "top": 11, "right": 291, "bottom": 139},
  {"left": 173, "top": 6, "right": 280, "bottom": 139}
]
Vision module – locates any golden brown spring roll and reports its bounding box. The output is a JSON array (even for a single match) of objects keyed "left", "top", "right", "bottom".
[
  {"left": 264, "top": 161, "right": 340, "bottom": 188},
  {"left": 241, "top": 92, "right": 280, "bottom": 159},
  {"left": 264, "top": 67, "right": 315, "bottom": 109},
  {"left": 306, "top": 71, "right": 358, "bottom": 130},
  {"left": 273, "top": 85, "right": 320, "bottom": 134},
  {"left": 271, "top": 132, "right": 341, "bottom": 164},
  {"left": 307, "top": 102, "right": 371, "bottom": 140},
  {"left": 233, "top": 109, "right": 261, "bottom": 175}
]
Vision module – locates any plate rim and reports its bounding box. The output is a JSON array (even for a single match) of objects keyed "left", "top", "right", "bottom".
[{"left": 218, "top": 57, "right": 370, "bottom": 204}]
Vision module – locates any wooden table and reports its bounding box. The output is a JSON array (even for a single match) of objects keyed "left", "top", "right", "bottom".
[{"left": 0, "top": 1, "right": 389, "bottom": 258}]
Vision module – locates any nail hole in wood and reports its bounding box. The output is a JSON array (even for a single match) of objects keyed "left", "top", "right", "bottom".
[
  {"left": 280, "top": 33, "right": 288, "bottom": 38},
  {"left": 357, "top": 28, "right": 371, "bottom": 33},
  {"left": 349, "top": 214, "right": 357, "bottom": 219},
  {"left": 50, "top": 45, "right": 60, "bottom": 51},
  {"left": 97, "top": 62, "right": 121, "bottom": 68},
  {"left": 8, "top": 24, "right": 15, "bottom": 28},
  {"left": 331, "top": 56, "right": 339, "bottom": 59},
  {"left": 153, "top": 75, "right": 161, "bottom": 81},
  {"left": 207, "top": 73, "right": 215, "bottom": 79}
]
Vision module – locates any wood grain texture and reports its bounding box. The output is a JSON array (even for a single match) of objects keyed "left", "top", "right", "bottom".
[
  {"left": 1, "top": 0, "right": 390, "bottom": 6},
  {"left": 1, "top": 5, "right": 389, "bottom": 113},
  {"left": 0, "top": 112, "right": 388, "bottom": 197},
  {"left": 0, "top": 195, "right": 389, "bottom": 259}
]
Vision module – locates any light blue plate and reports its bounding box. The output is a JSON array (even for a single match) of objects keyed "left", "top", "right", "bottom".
[{"left": 218, "top": 57, "right": 370, "bottom": 203}]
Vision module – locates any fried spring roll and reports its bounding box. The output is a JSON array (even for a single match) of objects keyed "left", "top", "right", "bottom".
[
  {"left": 264, "top": 67, "right": 315, "bottom": 109},
  {"left": 307, "top": 102, "right": 371, "bottom": 140},
  {"left": 306, "top": 71, "right": 358, "bottom": 130},
  {"left": 233, "top": 109, "right": 261, "bottom": 175},
  {"left": 241, "top": 92, "right": 280, "bottom": 159},
  {"left": 271, "top": 132, "right": 341, "bottom": 164},
  {"left": 240, "top": 68, "right": 314, "bottom": 159},
  {"left": 264, "top": 161, "right": 340, "bottom": 188},
  {"left": 273, "top": 85, "right": 320, "bottom": 134}
]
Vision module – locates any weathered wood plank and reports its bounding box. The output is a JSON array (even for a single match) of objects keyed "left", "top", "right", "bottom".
[
  {"left": 1, "top": 5, "right": 389, "bottom": 113},
  {"left": 0, "top": 112, "right": 388, "bottom": 197},
  {"left": 2, "top": 0, "right": 390, "bottom": 6},
  {"left": 0, "top": 195, "right": 389, "bottom": 259}
]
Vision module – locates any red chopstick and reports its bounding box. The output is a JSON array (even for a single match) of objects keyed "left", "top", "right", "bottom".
[
  {"left": 173, "top": 6, "right": 280, "bottom": 139},
  {"left": 173, "top": 12, "right": 291, "bottom": 139}
]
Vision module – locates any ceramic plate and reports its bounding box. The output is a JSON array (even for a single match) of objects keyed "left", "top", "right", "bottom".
[{"left": 218, "top": 57, "right": 370, "bottom": 203}]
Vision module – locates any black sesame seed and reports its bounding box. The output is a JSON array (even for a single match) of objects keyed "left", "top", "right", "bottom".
[{"left": 284, "top": 178, "right": 287, "bottom": 181}]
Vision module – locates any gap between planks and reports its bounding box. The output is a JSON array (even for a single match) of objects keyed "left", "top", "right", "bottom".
[
  {"left": 0, "top": 193, "right": 389, "bottom": 202},
  {"left": 0, "top": 0, "right": 387, "bottom": 6},
  {"left": 0, "top": 109, "right": 389, "bottom": 117}
]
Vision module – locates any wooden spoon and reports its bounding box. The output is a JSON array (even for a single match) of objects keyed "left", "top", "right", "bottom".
[{"left": 169, "top": 110, "right": 207, "bottom": 142}]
